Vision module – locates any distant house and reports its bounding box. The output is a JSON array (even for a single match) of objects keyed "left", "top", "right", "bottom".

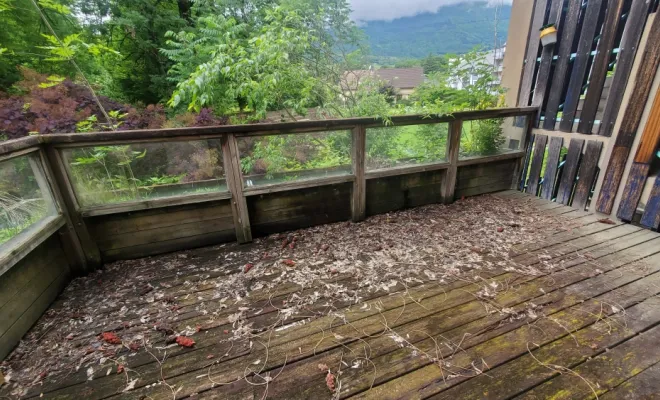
[
  {"left": 447, "top": 46, "right": 505, "bottom": 91},
  {"left": 341, "top": 67, "right": 425, "bottom": 100}
]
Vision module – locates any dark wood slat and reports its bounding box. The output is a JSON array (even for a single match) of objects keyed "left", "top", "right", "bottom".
[
  {"left": 556, "top": 138, "right": 585, "bottom": 204},
  {"left": 598, "top": 0, "right": 653, "bottom": 136},
  {"left": 617, "top": 162, "right": 650, "bottom": 221},
  {"left": 641, "top": 175, "right": 660, "bottom": 229},
  {"left": 572, "top": 140, "right": 604, "bottom": 209},
  {"left": 519, "top": 133, "right": 535, "bottom": 191},
  {"left": 531, "top": 0, "right": 564, "bottom": 125},
  {"left": 616, "top": 86, "right": 660, "bottom": 221},
  {"left": 540, "top": 137, "right": 563, "bottom": 200},
  {"left": 577, "top": 0, "right": 626, "bottom": 134},
  {"left": 559, "top": 0, "right": 605, "bottom": 132},
  {"left": 542, "top": 0, "right": 584, "bottom": 129},
  {"left": 596, "top": 15, "right": 660, "bottom": 214},
  {"left": 517, "top": 0, "right": 550, "bottom": 107},
  {"left": 525, "top": 134, "right": 548, "bottom": 196}
]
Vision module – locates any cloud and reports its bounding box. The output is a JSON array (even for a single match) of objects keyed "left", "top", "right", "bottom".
[{"left": 349, "top": 0, "right": 512, "bottom": 22}]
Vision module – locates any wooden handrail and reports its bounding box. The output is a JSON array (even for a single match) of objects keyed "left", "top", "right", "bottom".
[{"left": 38, "top": 107, "right": 537, "bottom": 145}]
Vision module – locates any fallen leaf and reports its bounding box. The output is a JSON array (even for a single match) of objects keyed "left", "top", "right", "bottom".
[
  {"left": 117, "top": 365, "right": 124, "bottom": 374},
  {"left": 598, "top": 218, "right": 616, "bottom": 225},
  {"left": 100, "top": 332, "right": 121, "bottom": 345},
  {"left": 123, "top": 378, "right": 138, "bottom": 392},
  {"left": 207, "top": 354, "right": 215, "bottom": 360},
  {"left": 282, "top": 259, "right": 295, "bottom": 267},
  {"left": 497, "top": 227, "right": 504, "bottom": 233},
  {"left": 175, "top": 336, "right": 195, "bottom": 348},
  {"left": 326, "top": 371, "right": 336, "bottom": 392},
  {"left": 244, "top": 263, "right": 254, "bottom": 273}
]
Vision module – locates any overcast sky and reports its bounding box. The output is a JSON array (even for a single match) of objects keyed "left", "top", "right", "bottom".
[{"left": 349, "top": 0, "right": 512, "bottom": 22}]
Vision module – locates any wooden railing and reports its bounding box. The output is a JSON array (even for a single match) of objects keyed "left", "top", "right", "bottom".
[
  {"left": 0, "top": 107, "right": 536, "bottom": 273},
  {"left": 0, "top": 107, "right": 537, "bottom": 358}
]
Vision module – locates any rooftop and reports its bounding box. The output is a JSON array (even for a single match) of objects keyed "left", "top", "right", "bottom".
[{"left": 341, "top": 67, "right": 425, "bottom": 91}]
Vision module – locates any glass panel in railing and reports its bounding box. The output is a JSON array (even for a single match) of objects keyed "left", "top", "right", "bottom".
[
  {"left": 0, "top": 154, "right": 57, "bottom": 246},
  {"left": 366, "top": 123, "right": 448, "bottom": 171},
  {"left": 61, "top": 139, "right": 227, "bottom": 207},
  {"left": 239, "top": 131, "right": 352, "bottom": 187},
  {"left": 459, "top": 116, "right": 527, "bottom": 160}
]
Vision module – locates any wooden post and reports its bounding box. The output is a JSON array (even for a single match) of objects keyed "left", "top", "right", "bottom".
[
  {"left": 35, "top": 149, "right": 88, "bottom": 275},
  {"left": 43, "top": 146, "right": 101, "bottom": 271},
  {"left": 442, "top": 119, "right": 462, "bottom": 203},
  {"left": 351, "top": 125, "right": 366, "bottom": 222},
  {"left": 221, "top": 134, "right": 252, "bottom": 243}
]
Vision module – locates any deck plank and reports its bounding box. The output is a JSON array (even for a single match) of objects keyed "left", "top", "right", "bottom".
[
  {"left": 514, "top": 316, "right": 660, "bottom": 399},
  {"left": 105, "top": 230, "right": 660, "bottom": 400},
  {"left": 8, "top": 191, "right": 660, "bottom": 400}
]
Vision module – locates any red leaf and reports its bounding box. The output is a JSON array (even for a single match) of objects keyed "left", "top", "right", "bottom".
[
  {"left": 175, "top": 336, "right": 195, "bottom": 348},
  {"left": 282, "top": 259, "right": 295, "bottom": 267},
  {"left": 289, "top": 242, "right": 295, "bottom": 249},
  {"left": 101, "top": 332, "right": 121, "bottom": 345},
  {"left": 598, "top": 218, "right": 616, "bottom": 225},
  {"left": 244, "top": 263, "right": 254, "bottom": 273},
  {"left": 497, "top": 227, "right": 504, "bottom": 233},
  {"left": 117, "top": 364, "right": 124, "bottom": 374},
  {"left": 325, "top": 371, "right": 336, "bottom": 392},
  {"left": 128, "top": 343, "right": 140, "bottom": 351}
]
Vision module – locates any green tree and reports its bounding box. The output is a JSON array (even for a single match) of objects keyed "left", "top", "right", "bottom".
[
  {"left": 420, "top": 54, "right": 449, "bottom": 75},
  {"left": 0, "top": 0, "right": 80, "bottom": 89},
  {"left": 163, "top": 0, "right": 364, "bottom": 120},
  {"left": 74, "top": 0, "right": 189, "bottom": 104}
]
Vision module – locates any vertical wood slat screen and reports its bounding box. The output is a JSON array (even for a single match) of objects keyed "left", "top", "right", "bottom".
[
  {"left": 519, "top": 134, "right": 603, "bottom": 210},
  {"left": 518, "top": 0, "right": 653, "bottom": 135}
]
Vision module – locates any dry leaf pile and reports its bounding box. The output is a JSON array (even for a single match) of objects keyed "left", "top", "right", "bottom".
[{"left": 0, "top": 195, "right": 569, "bottom": 397}]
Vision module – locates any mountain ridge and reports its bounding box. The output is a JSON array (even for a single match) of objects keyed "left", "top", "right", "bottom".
[{"left": 360, "top": 2, "right": 511, "bottom": 59}]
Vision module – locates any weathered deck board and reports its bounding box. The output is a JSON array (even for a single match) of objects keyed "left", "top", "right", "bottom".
[{"left": 8, "top": 192, "right": 660, "bottom": 400}]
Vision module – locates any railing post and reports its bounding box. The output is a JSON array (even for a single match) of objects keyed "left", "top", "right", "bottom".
[
  {"left": 442, "top": 119, "right": 462, "bottom": 203},
  {"left": 351, "top": 125, "right": 366, "bottom": 222},
  {"left": 222, "top": 134, "right": 252, "bottom": 243},
  {"left": 43, "top": 145, "right": 101, "bottom": 272}
]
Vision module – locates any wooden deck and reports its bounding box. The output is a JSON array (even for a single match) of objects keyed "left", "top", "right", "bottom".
[{"left": 4, "top": 190, "right": 660, "bottom": 399}]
